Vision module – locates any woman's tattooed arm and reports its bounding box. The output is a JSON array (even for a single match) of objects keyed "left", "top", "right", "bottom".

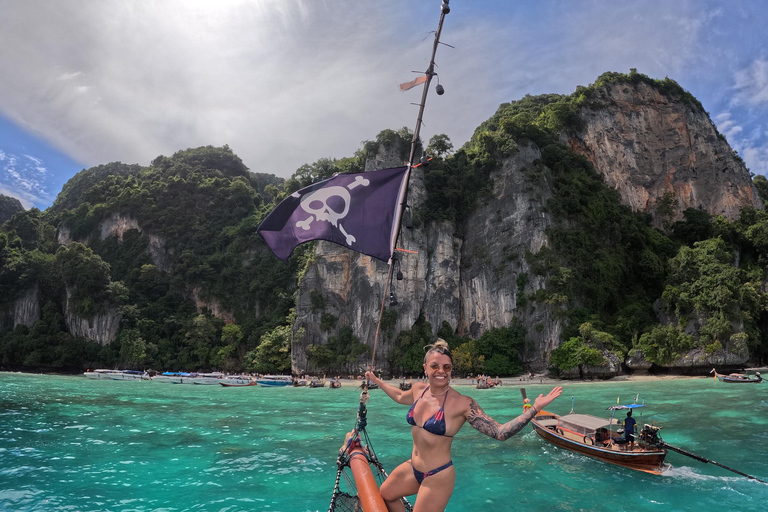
[{"left": 467, "top": 398, "right": 534, "bottom": 441}]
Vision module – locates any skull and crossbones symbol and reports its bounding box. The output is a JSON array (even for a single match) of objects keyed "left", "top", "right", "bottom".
[{"left": 295, "top": 175, "right": 370, "bottom": 245}]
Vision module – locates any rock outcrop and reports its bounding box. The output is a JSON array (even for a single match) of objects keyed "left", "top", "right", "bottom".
[
  {"left": 293, "top": 143, "right": 565, "bottom": 373},
  {"left": 63, "top": 289, "right": 121, "bottom": 345},
  {"left": 0, "top": 194, "right": 23, "bottom": 226},
  {"left": 190, "top": 287, "right": 235, "bottom": 324},
  {"left": 13, "top": 285, "right": 41, "bottom": 328},
  {"left": 563, "top": 81, "right": 763, "bottom": 226}
]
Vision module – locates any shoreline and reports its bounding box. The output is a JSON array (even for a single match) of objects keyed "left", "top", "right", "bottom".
[
  {"left": 332, "top": 373, "right": 703, "bottom": 388},
  {"left": 0, "top": 370, "right": 714, "bottom": 388}
]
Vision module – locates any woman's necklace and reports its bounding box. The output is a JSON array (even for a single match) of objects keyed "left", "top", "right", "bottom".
[{"left": 431, "top": 387, "right": 450, "bottom": 397}]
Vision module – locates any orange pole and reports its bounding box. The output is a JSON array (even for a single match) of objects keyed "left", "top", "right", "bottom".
[{"left": 348, "top": 446, "right": 388, "bottom": 512}]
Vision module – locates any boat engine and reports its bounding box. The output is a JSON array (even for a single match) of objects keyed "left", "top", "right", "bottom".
[{"left": 639, "top": 424, "right": 663, "bottom": 446}]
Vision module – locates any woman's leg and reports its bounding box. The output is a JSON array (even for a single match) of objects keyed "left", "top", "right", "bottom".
[
  {"left": 412, "top": 464, "right": 455, "bottom": 512},
  {"left": 380, "top": 460, "right": 421, "bottom": 512}
]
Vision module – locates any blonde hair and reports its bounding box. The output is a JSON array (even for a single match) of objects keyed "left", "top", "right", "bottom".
[{"left": 424, "top": 338, "right": 452, "bottom": 364}]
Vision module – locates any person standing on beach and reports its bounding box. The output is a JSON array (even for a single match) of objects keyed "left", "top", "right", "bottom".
[{"left": 364, "top": 339, "right": 562, "bottom": 512}]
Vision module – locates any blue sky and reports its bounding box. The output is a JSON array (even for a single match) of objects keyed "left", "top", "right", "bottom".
[{"left": 1, "top": 0, "right": 767, "bottom": 210}]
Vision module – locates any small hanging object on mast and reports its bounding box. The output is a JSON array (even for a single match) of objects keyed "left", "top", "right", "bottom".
[{"left": 369, "top": 0, "right": 452, "bottom": 370}]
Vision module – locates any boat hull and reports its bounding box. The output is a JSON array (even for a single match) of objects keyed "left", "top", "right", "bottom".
[
  {"left": 220, "top": 379, "right": 256, "bottom": 387},
  {"left": 716, "top": 375, "right": 762, "bottom": 383},
  {"left": 531, "top": 416, "right": 666, "bottom": 475},
  {"left": 84, "top": 370, "right": 118, "bottom": 379},
  {"left": 257, "top": 380, "right": 292, "bottom": 387},
  {"left": 190, "top": 377, "right": 222, "bottom": 385},
  {"left": 109, "top": 372, "right": 150, "bottom": 381}
]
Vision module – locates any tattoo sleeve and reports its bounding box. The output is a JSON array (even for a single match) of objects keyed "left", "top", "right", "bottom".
[{"left": 467, "top": 398, "right": 534, "bottom": 441}]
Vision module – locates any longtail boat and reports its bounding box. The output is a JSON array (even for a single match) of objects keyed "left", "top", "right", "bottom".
[
  {"left": 531, "top": 403, "right": 667, "bottom": 475},
  {"left": 711, "top": 368, "right": 762, "bottom": 383}
]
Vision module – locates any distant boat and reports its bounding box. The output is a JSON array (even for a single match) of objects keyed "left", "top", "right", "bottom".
[
  {"left": 476, "top": 379, "right": 495, "bottom": 389},
  {"left": 190, "top": 372, "right": 225, "bottom": 385},
  {"left": 109, "top": 370, "right": 150, "bottom": 381},
  {"left": 151, "top": 372, "right": 184, "bottom": 383},
  {"left": 530, "top": 404, "right": 667, "bottom": 475},
  {"left": 168, "top": 372, "right": 194, "bottom": 384},
  {"left": 711, "top": 368, "right": 762, "bottom": 383},
  {"left": 330, "top": 378, "right": 341, "bottom": 389},
  {"left": 219, "top": 376, "right": 257, "bottom": 387},
  {"left": 84, "top": 369, "right": 119, "bottom": 379},
  {"left": 361, "top": 381, "right": 379, "bottom": 390},
  {"left": 309, "top": 377, "right": 326, "bottom": 388},
  {"left": 256, "top": 375, "right": 293, "bottom": 387}
]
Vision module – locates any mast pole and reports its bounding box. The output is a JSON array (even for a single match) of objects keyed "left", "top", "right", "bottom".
[
  {"left": 369, "top": 0, "right": 451, "bottom": 369},
  {"left": 407, "top": 1, "right": 450, "bottom": 168}
]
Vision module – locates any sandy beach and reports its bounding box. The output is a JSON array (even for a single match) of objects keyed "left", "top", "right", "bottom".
[{"left": 331, "top": 373, "right": 701, "bottom": 389}]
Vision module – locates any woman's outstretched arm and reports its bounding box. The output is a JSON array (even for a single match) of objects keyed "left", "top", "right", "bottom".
[
  {"left": 364, "top": 370, "right": 416, "bottom": 405},
  {"left": 467, "top": 386, "right": 563, "bottom": 441}
]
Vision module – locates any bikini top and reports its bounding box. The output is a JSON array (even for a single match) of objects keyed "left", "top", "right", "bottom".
[{"left": 406, "top": 386, "right": 453, "bottom": 437}]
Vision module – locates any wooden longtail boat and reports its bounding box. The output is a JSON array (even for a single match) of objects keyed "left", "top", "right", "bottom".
[
  {"left": 531, "top": 407, "right": 667, "bottom": 475},
  {"left": 711, "top": 368, "right": 762, "bottom": 383}
]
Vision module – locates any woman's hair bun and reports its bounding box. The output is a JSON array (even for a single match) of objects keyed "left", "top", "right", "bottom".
[{"left": 423, "top": 338, "right": 452, "bottom": 362}]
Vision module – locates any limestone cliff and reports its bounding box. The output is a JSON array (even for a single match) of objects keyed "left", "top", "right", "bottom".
[
  {"left": 562, "top": 80, "right": 762, "bottom": 226},
  {"left": 13, "top": 285, "right": 41, "bottom": 328},
  {"left": 63, "top": 289, "right": 121, "bottom": 345},
  {"left": 293, "top": 143, "right": 565, "bottom": 373}
]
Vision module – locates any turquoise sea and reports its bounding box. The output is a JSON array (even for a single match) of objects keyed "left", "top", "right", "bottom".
[{"left": 1, "top": 373, "right": 767, "bottom": 512}]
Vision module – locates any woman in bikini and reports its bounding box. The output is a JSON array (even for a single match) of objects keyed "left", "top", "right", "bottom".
[{"left": 364, "top": 339, "right": 562, "bottom": 512}]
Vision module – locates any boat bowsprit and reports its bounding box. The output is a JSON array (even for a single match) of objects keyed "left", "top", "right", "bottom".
[{"left": 329, "top": 390, "right": 412, "bottom": 512}]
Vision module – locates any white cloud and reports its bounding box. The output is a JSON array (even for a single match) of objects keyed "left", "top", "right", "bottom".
[
  {"left": 732, "top": 59, "right": 768, "bottom": 107},
  {"left": 1, "top": 150, "right": 52, "bottom": 207},
  {"left": 0, "top": 0, "right": 755, "bottom": 184},
  {"left": 740, "top": 143, "right": 768, "bottom": 176},
  {"left": 714, "top": 111, "right": 744, "bottom": 142}
]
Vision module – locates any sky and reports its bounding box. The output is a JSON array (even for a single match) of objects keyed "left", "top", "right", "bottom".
[{"left": 1, "top": 0, "right": 767, "bottom": 210}]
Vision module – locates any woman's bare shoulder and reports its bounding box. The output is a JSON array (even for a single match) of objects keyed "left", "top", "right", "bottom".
[{"left": 449, "top": 388, "right": 474, "bottom": 408}]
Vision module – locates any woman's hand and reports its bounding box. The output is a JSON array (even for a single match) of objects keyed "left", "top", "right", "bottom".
[{"left": 532, "top": 386, "right": 563, "bottom": 412}]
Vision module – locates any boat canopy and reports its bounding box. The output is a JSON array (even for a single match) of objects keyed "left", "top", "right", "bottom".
[
  {"left": 607, "top": 404, "right": 646, "bottom": 411},
  {"left": 558, "top": 414, "right": 619, "bottom": 434}
]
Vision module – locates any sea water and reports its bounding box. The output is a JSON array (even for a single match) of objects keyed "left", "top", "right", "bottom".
[{"left": 1, "top": 373, "right": 767, "bottom": 512}]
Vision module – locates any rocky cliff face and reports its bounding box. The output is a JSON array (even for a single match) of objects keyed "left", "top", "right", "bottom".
[
  {"left": 13, "top": 285, "right": 41, "bottom": 328},
  {"left": 64, "top": 288, "right": 121, "bottom": 345},
  {"left": 293, "top": 143, "right": 564, "bottom": 373},
  {"left": 563, "top": 81, "right": 763, "bottom": 226},
  {"left": 191, "top": 286, "right": 235, "bottom": 324},
  {"left": 0, "top": 285, "right": 42, "bottom": 332}
]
